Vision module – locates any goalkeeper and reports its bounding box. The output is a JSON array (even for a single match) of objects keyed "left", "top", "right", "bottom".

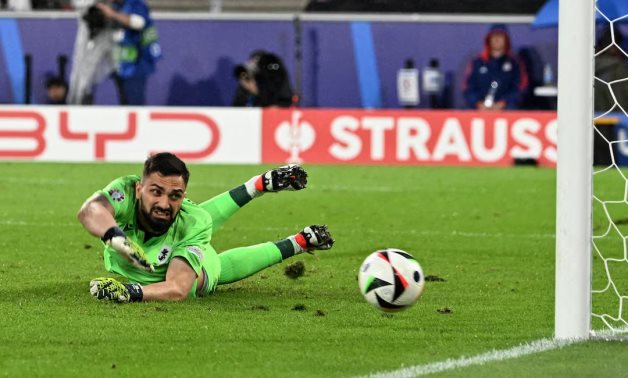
[{"left": 78, "top": 152, "right": 334, "bottom": 303}]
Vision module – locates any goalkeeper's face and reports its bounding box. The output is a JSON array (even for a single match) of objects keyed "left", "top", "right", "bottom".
[{"left": 136, "top": 173, "right": 186, "bottom": 234}]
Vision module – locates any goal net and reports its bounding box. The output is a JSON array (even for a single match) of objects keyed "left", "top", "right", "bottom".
[
  {"left": 554, "top": 0, "right": 628, "bottom": 340},
  {"left": 591, "top": 3, "right": 628, "bottom": 335}
]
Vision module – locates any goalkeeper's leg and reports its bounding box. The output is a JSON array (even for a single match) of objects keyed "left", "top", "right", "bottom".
[
  {"left": 199, "top": 165, "right": 308, "bottom": 234},
  {"left": 216, "top": 225, "right": 334, "bottom": 285}
]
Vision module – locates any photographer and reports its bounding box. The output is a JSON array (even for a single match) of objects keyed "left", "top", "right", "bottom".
[
  {"left": 96, "top": 0, "right": 161, "bottom": 105},
  {"left": 232, "top": 50, "right": 294, "bottom": 108},
  {"left": 67, "top": 0, "right": 115, "bottom": 105}
]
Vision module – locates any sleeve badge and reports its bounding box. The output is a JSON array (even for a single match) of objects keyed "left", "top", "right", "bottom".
[
  {"left": 108, "top": 189, "right": 126, "bottom": 202},
  {"left": 186, "top": 246, "right": 204, "bottom": 261}
]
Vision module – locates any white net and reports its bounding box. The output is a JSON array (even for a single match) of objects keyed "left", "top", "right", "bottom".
[{"left": 591, "top": 2, "right": 628, "bottom": 334}]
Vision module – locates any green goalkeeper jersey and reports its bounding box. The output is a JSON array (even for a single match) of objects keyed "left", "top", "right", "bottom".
[{"left": 97, "top": 175, "right": 220, "bottom": 291}]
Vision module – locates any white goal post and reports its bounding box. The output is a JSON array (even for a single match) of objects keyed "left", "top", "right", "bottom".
[{"left": 555, "top": 0, "right": 595, "bottom": 339}]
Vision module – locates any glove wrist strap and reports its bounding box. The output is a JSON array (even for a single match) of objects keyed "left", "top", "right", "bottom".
[
  {"left": 102, "top": 226, "right": 125, "bottom": 243},
  {"left": 124, "top": 283, "right": 144, "bottom": 302}
]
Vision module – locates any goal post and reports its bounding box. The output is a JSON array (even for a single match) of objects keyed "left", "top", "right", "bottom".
[{"left": 555, "top": 0, "right": 595, "bottom": 339}]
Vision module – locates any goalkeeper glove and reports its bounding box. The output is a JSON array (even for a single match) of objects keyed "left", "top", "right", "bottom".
[
  {"left": 89, "top": 277, "right": 143, "bottom": 303},
  {"left": 260, "top": 164, "right": 308, "bottom": 191},
  {"left": 248, "top": 164, "right": 308, "bottom": 194},
  {"left": 297, "top": 225, "right": 335, "bottom": 252},
  {"left": 102, "top": 227, "right": 154, "bottom": 272}
]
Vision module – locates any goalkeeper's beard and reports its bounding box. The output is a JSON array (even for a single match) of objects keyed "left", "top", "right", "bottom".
[{"left": 137, "top": 199, "right": 174, "bottom": 234}]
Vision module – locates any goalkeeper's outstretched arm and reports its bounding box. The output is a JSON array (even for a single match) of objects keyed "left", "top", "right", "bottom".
[
  {"left": 78, "top": 194, "right": 154, "bottom": 272},
  {"left": 90, "top": 257, "right": 196, "bottom": 302},
  {"left": 141, "top": 258, "right": 196, "bottom": 301},
  {"left": 77, "top": 194, "right": 118, "bottom": 238}
]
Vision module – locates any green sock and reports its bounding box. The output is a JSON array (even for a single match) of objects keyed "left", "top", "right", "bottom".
[
  {"left": 199, "top": 183, "right": 264, "bottom": 234},
  {"left": 275, "top": 236, "right": 304, "bottom": 259},
  {"left": 199, "top": 190, "right": 243, "bottom": 234},
  {"left": 217, "top": 242, "right": 283, "bottom": 285}
]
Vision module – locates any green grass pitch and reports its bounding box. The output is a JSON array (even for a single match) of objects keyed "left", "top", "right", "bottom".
[{"left": 0, "top": 162, "right": 626, "bottom": 377}]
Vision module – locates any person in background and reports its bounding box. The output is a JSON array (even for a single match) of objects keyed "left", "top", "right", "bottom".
[
  {"left": 463, "top": 24, "right": 528, "bottom": 111},
  {"left": 232, "top": 50, "right": 294, "bottom": 108},
  {"left": 45, "top": 76, "right": 68, "bottom": 104},
  {"left": 95, "top": 0, "right": 161, "bottom": 105},
  {"left": 231, "top": 51, "right": 263, "bottom": 107},
  {"left": 67, "top": 0, "right": 114, "bottom": 105}
]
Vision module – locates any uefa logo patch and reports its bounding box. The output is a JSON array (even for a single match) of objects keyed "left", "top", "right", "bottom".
[{"left": 108, "top": 189, "right": 125, "bottom": 202}]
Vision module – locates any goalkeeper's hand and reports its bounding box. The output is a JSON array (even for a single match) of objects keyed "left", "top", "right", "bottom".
[
  {"left": 89, "top": 277, "right": 144, "bottom": 303},
  {"left": 257, "top": 164, "right": 308, "bottom": 192},
  {"left": 102, "top": 227, "right": 154, "bottom": 272}
]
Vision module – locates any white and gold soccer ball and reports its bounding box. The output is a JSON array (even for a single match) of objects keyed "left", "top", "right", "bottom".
[{"left": 358, "top": 248, "right": 425, "bottom": 311}]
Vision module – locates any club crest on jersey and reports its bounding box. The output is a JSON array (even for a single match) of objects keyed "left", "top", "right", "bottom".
[
  {"left": 186, "top": 246, "right": 204, "bottom": 260},
  {"left": 108, "top": 189, "right": 125, "bottom": 202},
  {"left": 157, "top": 246, "right": 172, "bottom": 265}
]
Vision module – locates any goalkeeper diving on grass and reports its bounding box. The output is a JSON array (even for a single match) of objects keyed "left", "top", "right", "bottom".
[{"left": 78, "top": 152, "right": 334, "bottom": 302}]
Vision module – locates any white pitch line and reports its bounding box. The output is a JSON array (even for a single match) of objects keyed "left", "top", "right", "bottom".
[{"left": 358, "top": 338, "right": 578, "bottom": 378}]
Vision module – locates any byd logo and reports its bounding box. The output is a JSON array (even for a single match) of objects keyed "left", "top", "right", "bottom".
[
  {"left": 0, "top": 110, "right": 221, "bottom": 160},
  {"left": 0, "top": 111, "right": 46, "bottom": 157}
]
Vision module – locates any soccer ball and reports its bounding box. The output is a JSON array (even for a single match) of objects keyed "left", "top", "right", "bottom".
[{"left": 358, "top": 248, "right": 425, "bottom": 311}]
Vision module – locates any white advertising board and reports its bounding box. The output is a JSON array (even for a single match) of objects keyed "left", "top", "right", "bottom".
[{"left": 0, "top": 106, "right": 262, "bottom": 163}]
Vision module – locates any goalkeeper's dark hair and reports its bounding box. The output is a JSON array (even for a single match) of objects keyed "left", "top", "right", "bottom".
[{"left": 143, "top": 152, "right": 190, "bottom": 185}]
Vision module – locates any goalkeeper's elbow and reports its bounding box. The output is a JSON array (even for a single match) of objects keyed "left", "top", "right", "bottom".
[
  {"left": 168, "top": 286, "right": 189, "bottom": 301},
  {"left": 77, "top": 199, "right": 101, "bottom": 224},
  {"left": 171, "top": 292, "right": 188, "bottom": 301},
  {"left": 77, "top": 203, "right": 89, "bottom": 223}
]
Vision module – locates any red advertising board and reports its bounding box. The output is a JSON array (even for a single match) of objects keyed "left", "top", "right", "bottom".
[{"left": 262, "top": 109, "right": 557, "bottom": 166}]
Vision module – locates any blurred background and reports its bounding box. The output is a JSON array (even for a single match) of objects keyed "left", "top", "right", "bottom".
[
  {"left": 0, "top": 0, "right": 561, "bottom": 109},
  {"left": 2, "top": 0, "right": 627, "bottom": 167}
]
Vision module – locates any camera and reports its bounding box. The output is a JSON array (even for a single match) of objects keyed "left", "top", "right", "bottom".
[
  {"left": 82, "top": 5, "right": 106, "bottom": 40},
  {"left": 233, "top": 64, "right": 250, "bottom": 80}
]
